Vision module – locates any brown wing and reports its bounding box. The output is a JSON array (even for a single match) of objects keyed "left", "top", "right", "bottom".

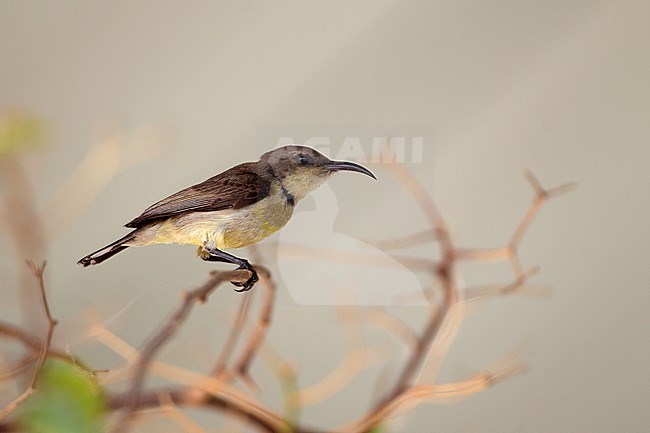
[{"left": 125, "top": 163, "right": 270, "bottom": 228}]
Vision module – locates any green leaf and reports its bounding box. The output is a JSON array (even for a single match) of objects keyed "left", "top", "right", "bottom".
[
  {"left": 19, "top": 359, "right": 106, "bottom": 433},
  {"left": 0, "top": 113, "right": 43, "bottom": 158}
]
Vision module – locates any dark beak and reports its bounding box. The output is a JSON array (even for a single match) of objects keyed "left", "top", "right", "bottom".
[{"left": 325, "top": 160, "right": 377, "bottom": 180}]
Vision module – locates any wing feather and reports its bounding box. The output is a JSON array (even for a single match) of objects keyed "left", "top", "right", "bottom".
[{"left": 125, "top": 163, "right": 270, "bottom": 228}]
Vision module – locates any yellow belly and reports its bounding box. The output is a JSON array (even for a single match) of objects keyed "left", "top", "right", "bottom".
[{"left": 220, "top": 219, "right": 283, "bottom": 248}]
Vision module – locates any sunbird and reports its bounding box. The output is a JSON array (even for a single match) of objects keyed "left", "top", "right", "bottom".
[{"left": 78, "top": 145, "right": 376, "bottom": 291}]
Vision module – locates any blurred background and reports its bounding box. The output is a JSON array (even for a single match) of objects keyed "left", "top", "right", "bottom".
[{"left": 1, "top": 1, "right": 648, "bottom": 432}]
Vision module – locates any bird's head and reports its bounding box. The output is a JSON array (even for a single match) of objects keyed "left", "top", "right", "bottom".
[{"left": 260, "top": 145, "right": 376, "bottom": 202}]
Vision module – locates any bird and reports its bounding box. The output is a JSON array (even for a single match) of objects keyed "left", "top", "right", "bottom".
[{"left": 78, "top": 145, "right": 376, "bottom": 291}]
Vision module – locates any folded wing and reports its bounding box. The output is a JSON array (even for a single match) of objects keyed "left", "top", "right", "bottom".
[{"left": 125, "top": 163, "right": 270, "bottom": 228}]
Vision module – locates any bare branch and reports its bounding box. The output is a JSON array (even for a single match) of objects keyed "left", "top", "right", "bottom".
[
  {"left": 382, "top": 274, "right": 456, "bottom": 403},
  {"left": 0, "top": 321, "right": 68, "bottom": 382},
  {"left": 341, "top": 360, "right": 524, "bottom": 433},
  {"left": 0, "top": 322, "right": 41, "bottom": 352},
  {"left": 42, "top": 124, "right": 170, "bottom": 236},
  {"left": 294, "top": 347, "right": 378, "bottom": 407},
  {"left": 109, "top": 388, "right": 278, "bottom": 433},
  {"left": 147, "top": 361, "right": 285, "bottom": 427},
  {"left": 363, "top": 229, "right": 437, "bottom": 250},
  {"left": 279, "top": 306, "right": 382, "bottom": 408},
  {"left": 463, "top": 266, "right": 547, "bottom": 301},
  {"left": 376, "top": 163, "right": 458, "bottom": 407},
  {"left": 0, "top": 159, "right": 47, "bottom": 329},
  {"left": 109, "top": 386, "right": 324, "bottom": 433},
  {"left": 381, "top": 162, "right": 446, "bottom": 234},
  {"left": 110, "top": 268, "right": 258, "bottom": 433},
  {"left": 455, "top": 246, "right": 513, "bottom": 262},
  {"left": 94, "top": 311, "right": 291, "bottom": 433},
  {"left": 208, "top": 247, "right": 277, "bottom": 394},
  {"left": 209, "top": 290, "right": 254, "bottom": 379},
  {"left": 156, "top": 390, "right": 210, "bottom": 433},
  {"left": 0, "top": 353, "right": 37, "bottom": 382},
  {"left": 0, "top": 261, "right": 57, "bottom": 420},
  {"left": 269, "top": 242, "right": 434, "bottom": 272},
  {"left": 229, "top": 270, "right": 276, "bottom": 386},
  {"left": 511, "top": 171, "right": 576, "bottom": 252}
]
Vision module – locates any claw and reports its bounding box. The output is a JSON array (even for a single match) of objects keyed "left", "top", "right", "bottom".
[
  {"left": 230, "top": 265, "right": 258, "bottom": 292},
  {"left": 233, "top": 283, "right": 251, "bottom": 292}
]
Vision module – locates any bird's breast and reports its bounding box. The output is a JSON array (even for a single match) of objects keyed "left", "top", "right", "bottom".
[{"left": 218, "top": 191, "right": 294, "bottom": 249}]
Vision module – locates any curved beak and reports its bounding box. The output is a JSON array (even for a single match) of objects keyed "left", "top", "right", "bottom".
[{"left": 324, "top": 160, "right": 377, "bottom": 180}]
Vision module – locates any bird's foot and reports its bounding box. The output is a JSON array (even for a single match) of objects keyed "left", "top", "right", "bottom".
[
  {"left": 200, "top": 247, "right": 258, "bottom": 291},
  {"left": 231, "top": 262, "right": 258, "bottom": 292}
]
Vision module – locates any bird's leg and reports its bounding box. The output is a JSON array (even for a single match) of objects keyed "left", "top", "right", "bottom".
[{"left": 202, "top": 247, "right": 258, "bottom": 292}]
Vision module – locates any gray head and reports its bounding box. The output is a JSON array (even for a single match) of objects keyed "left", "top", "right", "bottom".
[{"left": 259, "top": 145, "right": 376, "bottom": 201}]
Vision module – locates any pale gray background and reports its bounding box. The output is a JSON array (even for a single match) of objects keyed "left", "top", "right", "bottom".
[{"left": 1, "top": 1, "right": 649, "bottom": 432}]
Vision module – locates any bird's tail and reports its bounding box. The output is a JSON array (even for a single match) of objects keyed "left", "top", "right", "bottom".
[{"left": 78, "top": 232, "right": 136, "bottom": 267}]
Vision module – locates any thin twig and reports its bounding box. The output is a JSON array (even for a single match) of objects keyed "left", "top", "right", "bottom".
[
  {"left": 93, "top": 320, "right": 291, "bottom": 432},
  {"left": 0, "top": 261, "right": 57, "bottom": 421},
  {"left": 462, "top": 266, "right": 547, "bottom": 301},
  {"left": 0, "top": 322, "right": 41, "bottom": 352},
  {"left": 376, "top": 163, "right": 457, "bottom": 407},
  {"left": 0, "top": 352, "right": 38, "bottom": 382},
  {"left": 229, "top": 270, "right": 276, "bottom": 390},
  {"left": 363, "top": 309, "right": 418, "bottom": 347},
  {"left": 359, "top": 170, "right": 573, "bottom": 430},
  {"left": 0, "top": 160, "right": 47, "bottom": 330},
  {"left": 290, "top": 305, "right": 381, "bottom": 406},
  {"left": 341, "top": 362, "right": 524, "bottom": 433},
  {"left": 269, "top": 242, "right": 434, "bottom": 271},
  {"left": 42, "top": 124, "right": 169, "bottom": 236},
  {"left": 293, "top": 347, "right": 377, "bottom": 407},
  {"left": 108, "top": 387, "right": 324, "bottom": 433},
  {"left": 363, "top": 229, "right": 438, "bottom": 250},
  {"left": 381, "top": 161, "right": 447, "bottom": 234},
  {"left": 507, "top": 173, "right": 575, "bottom": 279},
  {"left": 511, "top": 172, "right": 576, "bottom": 251},
  {"left": 156, "top": 390, "right": 209, "bottom": 433},
  {"left": 382, "top": 265, "right": 456, "bottom": 402},
  {"left": 0, "top": 321, "right": 68, "bottom": 372},
  {"left": 211, "top": 247, "right": 276, "bottom": 394},
  {"left": 209, "top": 291, "right": 254, "bottom": 378},
  {"left": 147, "top": 361, "right": 284, "bottom": 427},
  {"left": 454, "top": 246, "right": 512, "bottom": 262},
  {"left": 110, "top": 268, "right": 255, "bottom": 433}
]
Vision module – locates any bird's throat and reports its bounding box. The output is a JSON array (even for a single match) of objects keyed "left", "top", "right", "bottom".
[{"left": 281, "top": 185, "right": 295, "bottom": 206}]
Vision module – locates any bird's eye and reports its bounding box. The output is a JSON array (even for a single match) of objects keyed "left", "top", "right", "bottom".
[{"left": 297, "top": 154, "right": 309, "bottom": 166}]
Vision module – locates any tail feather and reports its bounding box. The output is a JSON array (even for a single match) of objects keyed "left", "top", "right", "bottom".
[{"left": 78, "top": 233, "right": 135, "bottom": 267}]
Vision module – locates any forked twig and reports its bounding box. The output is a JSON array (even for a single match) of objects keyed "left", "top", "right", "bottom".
[
  {"left": 0, "top": 261, "right": 57, "bottom": 420},
  {"left": 375, "top": 163, "right": 458, "bottom": 406},
  {"left": 210, "top": 248, "right": 277, "bottom": 394},
  {"left": 210, "top": 290, "right": 254, "bottom": 379},
  {"left": 155, "top": 391, "right": 209, "bottom": 433},
  {"left": 355, "top": 166, "right": 573, "bottom": 431},
  {"left": 341, "top": 361, "right": 524, "bottom": 433},
  {"left": 229, "top": 270, "right": 276, "bottom": 388},
  {"left": 110, "top": 268, "right": 258, "bottom": 432}
]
